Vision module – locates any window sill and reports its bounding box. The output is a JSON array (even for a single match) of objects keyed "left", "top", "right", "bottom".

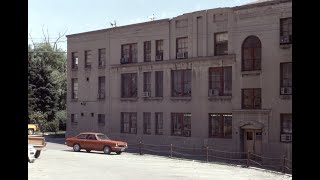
[
  {"left": 208, "top": 136, "right": 232, "bottom": 139},
  {"left": 84, "top": 67, "right": 91, "bottom": 71},
  {"left": 71, "top": 99, "right": 78, "bottom": 102},
  {"left": 170, "top": 97, "right": 192, "bottom": 101},
  {"left": 71, "top": 68, "right": 78, "bottom": 71},
  {"left": 143, "top": 97, "right": 163, "bottom": 101},
  {"left": 208, "top": 96, "right": 232, "bottom": 101},
  {"left": 120, "top": 97, "right": 138, "bottom": 101},
  {"left": 280, "top": 95, "right": 292, "bottom": 100},
  {"left": 280, "top": 44, "right": 291, "bottom": 49},
  {"left": 71, "top": 122, "right": 78, "bottom": 125},
  {"left": 98, "top": 66, "right": 106, "bottom": 69},
  {"left": 241, "top": 70, "right": 261, "bottom": 76},
  {"left": 97, "top": 98, "right": 106, "bottom": 101}
]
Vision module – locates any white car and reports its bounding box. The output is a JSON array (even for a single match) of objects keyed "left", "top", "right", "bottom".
[{"left": 28, "top": 144, "right": 36, "bottom": 163}]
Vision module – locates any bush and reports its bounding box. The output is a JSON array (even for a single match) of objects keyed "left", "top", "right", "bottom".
[
  {"left": 45, "top": 120, "right": 59, "bottom": 132},
  {"left": 55, "top": 110, "right": 66, "bottom": 131}
]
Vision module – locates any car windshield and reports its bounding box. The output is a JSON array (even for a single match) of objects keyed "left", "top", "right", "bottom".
[{"left": 96, "top": 134, "right": 110, "bottom": 140}]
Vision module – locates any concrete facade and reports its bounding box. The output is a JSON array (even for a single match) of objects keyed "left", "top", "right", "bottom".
[{"left": 66, "top": 0, "right": 292, "bottom": 160}]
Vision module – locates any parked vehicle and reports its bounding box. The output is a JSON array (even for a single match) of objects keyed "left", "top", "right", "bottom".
[
  {"left": 28, "top": 124, "right": 39, "bottom": 135},
  {"left": 28, "top": 135, "right": 47, "bottom": 158},
  {"left": 28, "top": 144, "right": 36, "bottom": 163},
  {"left": 65, "top": 132, "right": 128, "bottom": 154}
]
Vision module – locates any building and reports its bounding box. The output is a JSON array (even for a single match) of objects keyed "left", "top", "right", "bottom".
[{"left": 66, "top": 0, "right": 292, "bottom": 160}]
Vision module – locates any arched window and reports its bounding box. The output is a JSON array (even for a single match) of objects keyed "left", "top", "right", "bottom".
[{"left": 242, "top": 36, "right": 261, "bottom": 71}]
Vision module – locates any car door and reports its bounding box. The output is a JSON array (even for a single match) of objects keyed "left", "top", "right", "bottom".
[
  {"left": 76, "top": 134, "right": 88, "bottom": 149},
  {"left": 86, "top": 134, "right": 99, "bottom": 150}
]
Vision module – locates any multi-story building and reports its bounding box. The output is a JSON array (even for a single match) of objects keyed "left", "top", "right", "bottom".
[{"left": 66, "top": 0, "right": 292, "bottom": 160}]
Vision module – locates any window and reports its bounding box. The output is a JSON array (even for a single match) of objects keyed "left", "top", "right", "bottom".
[
  {"left": 176, "top": 37, "right": 188, "bottom": 59},
  {"left": 71, "top": 52, "right": 78, "bottom": 69},
  {"left": 156, "top": 40, "right": 163, "bottom": 61},
  {"left": 209, "top": 113, "right": 232, "bottom": 138},
  {"left": 209, "top": 66, "right": 232, "bottom": 96},
  {"left": 98, "top": 76, "right": 105, "bottom": 99},
  {"left": 143, "top": 112, "right": 151, "bottom": 135},
  {"left": 155, "top": 112, "right": 163, "bottom": 135},
  {"left": 98, "top": 114, "right": 105, "bottom": 126},
  {"left": 171, "top": 113, "right": 191, "bottom": 137},
  {"left": 281, "top": 114, "right": 292, "bottom": 135},
  {"left": 71, "top": 78, "right": 78, "bottom": 99},
  {"left": 242, "top": 88, "right": 261, "bottom": 109},
  {"left": 172, "top": 69, "right": 191, "bottom": 97},
  {"left": 280, "top": 62, "right": 292, "bottom": 95},
  {"left": 98, "top": 48, "right": 106, "bottom": 67},
  {"left": 143, "top": 72, "right": 151, "bottom": 94},
  {"left": 121, "top": 73, "right": 137, "bottom": 98},
  {"left": 280, "top": 18, "right": 292, "bottom": 44},
  {"left": 214, "top": 32, "right": 228, "bottom": 56},
  {"left": 86, "top": 134, "right": 97, "bottom": 140},
  {"left": 121, "top": 43, "right": 137, "bottom": 64},
  {"left": 121, "top": 112, "right": 137, "bottom": 134},
  {"left": 85, "top": 50, "right": 92, "bottom": 68},
  {"left": 76, "top": 134, "right": 87, "bottom": 139},
  {"left": 144, "top": 41, "right": 151, "bottom": 62},
  {"left": 71, "top": 114, "right": 78, "bottom": 124},
  {"left": 155, "top": 71, "right": 163, "bottom": 97},
  {"left": 242, "top": 36, "right": 261, "bottom": 71}
]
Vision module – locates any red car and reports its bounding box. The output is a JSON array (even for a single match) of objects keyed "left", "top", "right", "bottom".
[{"left": 65, "top": 132, "right": 128, "bottom": 154}]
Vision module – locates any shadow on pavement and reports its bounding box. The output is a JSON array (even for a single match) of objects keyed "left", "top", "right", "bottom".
[
  {"left": 61, "top": 149, "right": 120, "bottom": 155},
  {"left": 45, "top": 137, "right": 65, "bottom": 145}
]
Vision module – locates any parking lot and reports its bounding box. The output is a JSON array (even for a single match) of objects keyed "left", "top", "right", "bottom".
[{"left": 28, "top": 139, "right": 292, "bottom": 180}]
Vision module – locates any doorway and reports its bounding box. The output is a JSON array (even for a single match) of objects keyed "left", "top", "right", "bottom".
[{"left": 243, "top": 129, "right": 262, "bottom": 155}]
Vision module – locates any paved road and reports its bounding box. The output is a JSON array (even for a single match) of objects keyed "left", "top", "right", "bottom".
[{"left": 28, "top": 139, "right": 292, "bottom": 180}]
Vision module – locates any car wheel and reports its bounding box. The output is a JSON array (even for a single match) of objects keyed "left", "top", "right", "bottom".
[
  {"left": 116, "top": 151, "right": 122, "bottom": 155},
  {"left": 35, "top": 150, "right": 41, "bottom": 158},
  {"left": 73, "top": 144, "right": 81, "bottom": 152},
  {"left": 86, "top": 150, "right": 91, "bottom": 153},
  {"left": 28, "top": 129, "right": 34, "bottom": 135},
  {"left": 103, "top": 146, "right": 111, "bottom": 154}
]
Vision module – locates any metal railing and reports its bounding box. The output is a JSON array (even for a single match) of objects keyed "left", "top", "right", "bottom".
[{"left": 125, "top": 141, "right": 292, "bottom": 174}]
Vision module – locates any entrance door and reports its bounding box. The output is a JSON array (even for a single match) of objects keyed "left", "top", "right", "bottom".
[{"left": 243, "top": 129, "right": 262, "bottom": 155}]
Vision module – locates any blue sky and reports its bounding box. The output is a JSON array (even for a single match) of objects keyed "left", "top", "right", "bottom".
[{"left": 28, "top": 0, "right": 256, "bottom": 50}]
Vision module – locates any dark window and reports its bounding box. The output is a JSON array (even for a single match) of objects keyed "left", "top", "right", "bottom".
[
  {"left": 143, "top": 72, "right": 151, "bottom": 94},
  {"left": 143, "top": 112, "right": 151, "bottom": 135},
  {"left": 171, "top": 113, "right": 191, "bottom": 137},
  {"left": 121, "top": 112, "right": 137, "bottom": 134},
  {"left": 208, "top": 66, "right": 232, "bottom": 96},
  {"left": 71, "top": 52, "right": 78, "bottom": 69},
  {"left": 121, "top": 43, "right": 137, "bottom": 64},
  {"left": 242, "top": 88, "right": 261, "bottom": 109},
  {"left": 71, "top": 78, "right": 78, "bottom": 99},
  {"left": 71, "top": 114, "right": 78, "bottom": 123},
  {"left": 155, "top": 112, "right": 163, "bottom": 135},
  {"left": 280, "top": 18, "right": 292, "bottom": 44},
  {"left": 280, "top": 62, "right": 292, "bottom": 95},
  {"left": 85, "top": 50, "right": 92, "bottom": 68},
  {"left": 214, "top": 32, "right": 228, "bottom": 56},
  {"left": 98, "top": 48, "right": 106, "bottom": 67},
  {"left": 98, "top": 76, "right": 105, "bottom": 99},
  {"left": 91, "top": 113, "right": 94, "bottom": 117},
  {"left": 76, "top": 134, "right": 87, "bottom": 139},
  {"left": 281, "top": 114, "right": 292, "bottom": 135},
  {"left": 155, "top": 71, "right": 163, "bottom": 97},
  {"left": 144, "top": 41, "right": 151, "bottom": 62},
  {"left": 176, "top": 37, "right": 188, "bottom": 59},
  {"left": 156, "top": 40, "right": 163, "bottom": 61},
  {"left": 172, "top": 69, "right": 191, "bottom": 97},
  {"left": 121, "top": 73, "right": 137, "bottom": 98},
  {"left": 209, "top": 113, "right": 232, "bottom": 138},
  {"left": 242, "top": 36, "right": 261, "bottom": 71},
  {"left": 247, "top": 132, "right": 253, "bottom": 140},
  {"left": 98, "top": 114, "right": 105, "bottom": 126},
  {"left": 86, "top": 134, "right": 97, "bottom": 140}
]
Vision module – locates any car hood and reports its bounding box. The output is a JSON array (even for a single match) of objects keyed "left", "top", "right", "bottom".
[{"left": 101, "top": 140, "right": 127, "bottom": 145}]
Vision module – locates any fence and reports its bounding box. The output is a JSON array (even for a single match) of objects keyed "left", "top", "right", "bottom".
[{"left": 126, "top": 141, "right": 292, "bottom": 174}]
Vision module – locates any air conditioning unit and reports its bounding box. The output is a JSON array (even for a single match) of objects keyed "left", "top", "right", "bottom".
[
  {"left": 183, "top": 130, "right": 191, "bottom": 137},
  {"left": 281, "top": 134, "right": 292, "bottom": 142},
  {"left": 280, "top": 35, "right": 290, "bottom": 44},
  {"left": 281, "top": 87, "right": 292, "bottom": 95},
  {"left": 120, "top": 57, "right": 129, "bottom": 64},
  {"left": 130, "top": 128, "right": 136, "bottom": 133},
  {"left": 156, "top": 54, "right": 163, "bottom": 61},
  {"left": 177, "top": 52, "right": 187, "bottom": 59},
  {"left": 209, "top": 89, "right": 219, "bottom": 96},
  {"left": 142, "top": 91, "right": 150, "bottom": 97}
]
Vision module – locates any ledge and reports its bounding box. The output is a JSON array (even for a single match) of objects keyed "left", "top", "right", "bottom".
[
  {"left": 232, "top": 109, "right": 272, "bottom": 114},
  {"left": 143, "top": 97, "right": 164, "bottom": 101},
  {"left": 170, "top": 97, "right": 192, "bottom": 101},
  {"left": 279, "top": 95, "right": 292, "bottom": 100},
  {"left": 120, "top": 97, "right": 138, "bottom": 101},
  {"left": 241, "top": 70, "right": 261, "bottom": 76},
  {"left": 208, "top": 96, "right": 232, "bottom": 101}
]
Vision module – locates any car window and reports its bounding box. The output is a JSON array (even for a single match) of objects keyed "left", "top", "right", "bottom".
[
  {"left": 86, "top": 134, "right": 97, "bottom": 140},
  {"left": 76, "top": 134, "right": 87, "bottom": 139}
]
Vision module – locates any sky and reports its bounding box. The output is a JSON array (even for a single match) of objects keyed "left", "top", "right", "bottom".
[{"left": 28, "top": 0, "right": 257, "bottom": 51}]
